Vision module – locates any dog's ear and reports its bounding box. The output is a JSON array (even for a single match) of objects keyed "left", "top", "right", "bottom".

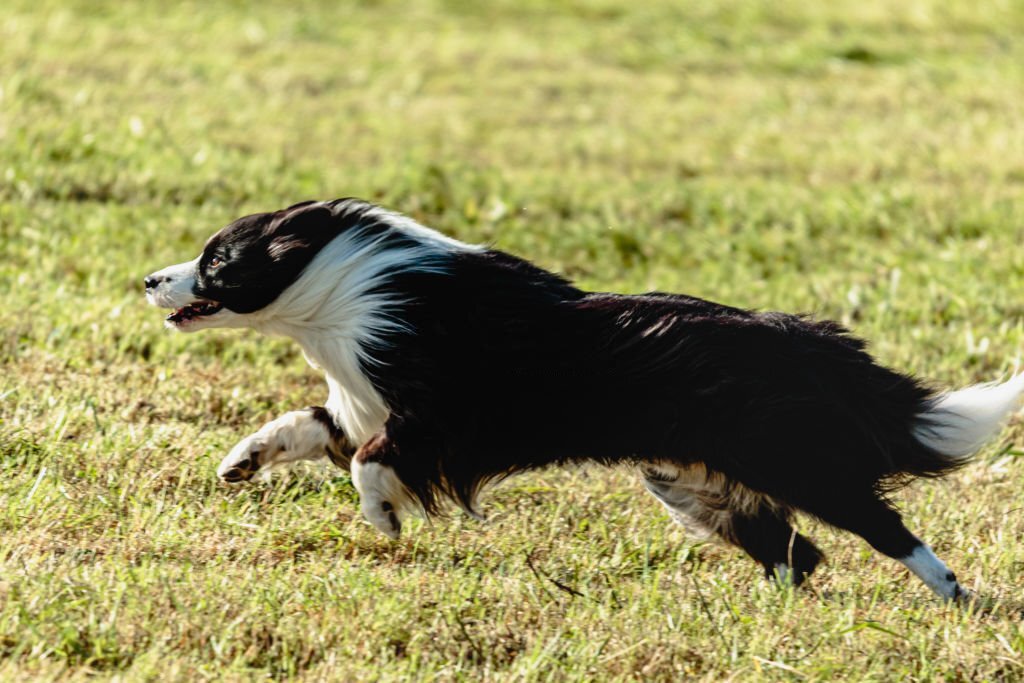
[{"left": 266, "top": 203, "right": 335, "bottom": 262}]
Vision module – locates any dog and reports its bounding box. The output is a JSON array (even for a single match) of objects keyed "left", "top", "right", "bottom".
[{"left": 144, "top": 198, "right": 1024, "bottom": 600}]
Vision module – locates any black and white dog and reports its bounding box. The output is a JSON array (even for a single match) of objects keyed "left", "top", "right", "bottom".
[{"left": 144, "top": 198, "right": 1023, "bottom": 600}]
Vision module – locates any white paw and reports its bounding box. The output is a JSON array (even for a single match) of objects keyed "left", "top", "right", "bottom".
[
  {"left": 217, "top": 411, "right": 339, "bottom": 483},
  {"left": 217, "top": 433, "right": 273, "bottom": 483},
  {"left": 363, "top": 498, "right": 402, "bottom": 540},
  {"left": 351, "top": 460, "right": 415, "bottom": 539},
  {"left": 899, "top": 545, "right": 968, "bottom": 602}
]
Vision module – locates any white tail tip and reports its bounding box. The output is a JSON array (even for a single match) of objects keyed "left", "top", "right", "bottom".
[{"left": 913, "top": 373, "right": 1024, "bottom": 460}]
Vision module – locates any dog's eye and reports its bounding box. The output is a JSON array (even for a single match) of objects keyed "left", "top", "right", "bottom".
[{"left": 209, "top": 256, "right": 223, "bottom": 269}]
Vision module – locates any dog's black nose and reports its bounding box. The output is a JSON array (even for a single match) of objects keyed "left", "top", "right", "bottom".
[{"left": 144, "top": 275, "right": 162, "bottom": 289}]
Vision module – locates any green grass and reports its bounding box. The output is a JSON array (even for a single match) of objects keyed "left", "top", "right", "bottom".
[{"left": 3, "top": 0, "right": 1024, "bottom": 679}]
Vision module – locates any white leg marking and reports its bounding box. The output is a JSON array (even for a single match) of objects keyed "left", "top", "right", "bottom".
[
  {"left": 899, "top": 545, "right": 965, "bottom": 601},
  {"left": 218, "top": 410, "right": 335, "bottom": 482},
  {"left": 351, "top": 460, "right": 417, "bottom": 540}
]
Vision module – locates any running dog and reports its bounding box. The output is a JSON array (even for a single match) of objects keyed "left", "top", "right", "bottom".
[{"left": 144, "top": 198, "right": 1024, "bottom": 600}]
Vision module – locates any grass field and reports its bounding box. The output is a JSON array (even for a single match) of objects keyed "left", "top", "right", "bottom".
[{"left": 3, "top": 0, "right": 1024, "bottom": 679}]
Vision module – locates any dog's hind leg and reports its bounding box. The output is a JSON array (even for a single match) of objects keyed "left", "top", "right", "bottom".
[
  {"left": 795, "top": 490, "right": 966, "bottom": 601},
  {"left": 641, "top": 463, "right": 823, "bottom": 585},
  {"left": 217, "top": 407, "right": 354, "bottom": 483},
  {"left": 722, "top": 503, "right": 824, "bottom": 585}
]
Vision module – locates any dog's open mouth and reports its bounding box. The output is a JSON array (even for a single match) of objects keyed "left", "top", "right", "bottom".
[{"left": 167, "top": 300, "right": 223, "bottom": 324}]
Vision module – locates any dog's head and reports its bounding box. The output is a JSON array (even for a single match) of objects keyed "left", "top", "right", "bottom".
[
  {"left": 144, "top": 201, "right": 342, "bottom": 331},
  {"left": 147, "top": 198, "right": 479, "bottom": 338}
]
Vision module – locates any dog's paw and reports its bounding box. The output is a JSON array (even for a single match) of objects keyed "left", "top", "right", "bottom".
[
  {"left": 217, "top": 434, "right": 274, "bottom": 483},
  {"left": 363, "top": 499, "right": 402, "bottom": 540},
  {"left": 351, "top": 460, "right": 414, "bottom": 540}
]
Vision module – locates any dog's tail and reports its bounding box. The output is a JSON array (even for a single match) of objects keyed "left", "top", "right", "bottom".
[{"left": 910, "top": 373, "right": 1024, "bottom": 469}]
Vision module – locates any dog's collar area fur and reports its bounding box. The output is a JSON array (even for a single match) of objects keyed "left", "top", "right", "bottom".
[{"left": 144, "top": 197, "right": 1024, "bottom": 602}]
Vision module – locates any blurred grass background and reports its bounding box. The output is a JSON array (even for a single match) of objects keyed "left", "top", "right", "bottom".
[{"left": 2, "top": 1, "right": 1024, "bottom": 680}]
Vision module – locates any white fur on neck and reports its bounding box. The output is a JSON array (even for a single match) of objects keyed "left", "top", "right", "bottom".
[
  {"left": 355, "top": 204, "right": 477, "bottom": 253},
  {"left": 251, "top": 218, "right": 479, "bottom": 445}
]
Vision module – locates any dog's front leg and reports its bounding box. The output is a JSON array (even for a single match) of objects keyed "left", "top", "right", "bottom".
[
  {"left": 217, "top": 407, "right": 354, "bottom": 482},
  {"left": 350, "top": 429, "right": 425, "bottom": 539}
]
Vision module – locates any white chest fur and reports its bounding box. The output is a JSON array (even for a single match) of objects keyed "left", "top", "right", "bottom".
[
  {"left": 296, "top": 338, "right": 390, "bottom": 446},
  {"left": 246, "top": 213, "right": 481, "bottom": 445},
  {"left": 324, "top": 367, "right": 390, "bottom": 446}
]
